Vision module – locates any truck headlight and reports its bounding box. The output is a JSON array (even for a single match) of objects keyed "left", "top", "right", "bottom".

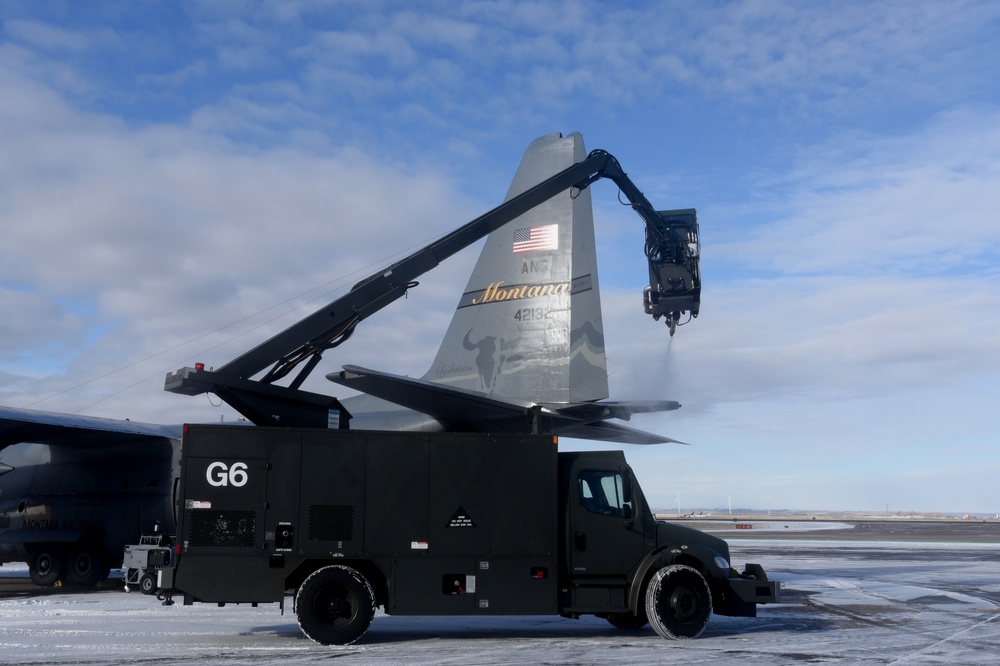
[{"left": 714, "top": 555, "right": 730, "bottom": 571}]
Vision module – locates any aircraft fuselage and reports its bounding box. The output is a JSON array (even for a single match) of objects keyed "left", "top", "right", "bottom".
[{"left": 0, "top": 438, "right": 179, "bottom": 585}]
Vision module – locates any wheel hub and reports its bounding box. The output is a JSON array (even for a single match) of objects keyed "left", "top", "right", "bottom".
[
  {"left": 37, "top": 554, "right": 54, "bottom": 575},
  {"left": 326, "top": 597, "right": 351, "bottom": 618},
  {"left": 668, "top": 586, "right": 698, "bottom": 622}
]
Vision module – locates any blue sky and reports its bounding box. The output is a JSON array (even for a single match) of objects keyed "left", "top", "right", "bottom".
[{"left": 1, "top": 1, "right": 998, "bottom": 514}]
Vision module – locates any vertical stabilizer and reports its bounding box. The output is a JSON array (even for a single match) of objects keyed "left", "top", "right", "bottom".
[{"left": 422, "top": 132, "right": 608, "bottom": 404}]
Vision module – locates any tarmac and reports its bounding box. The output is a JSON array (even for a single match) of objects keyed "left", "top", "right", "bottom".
[
  {"left": 3, "top": 519, "right": 997, "bottom": 599},
  {"left": 2, "top": 520, "right": 998, "bottom": 664},
  {"left": 679, "top": 517, "right": 1000, "bottom": 544}
]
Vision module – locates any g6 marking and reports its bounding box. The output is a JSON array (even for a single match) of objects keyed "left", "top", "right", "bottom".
[{"left": 206, "top": 461, "right": 249, "bottom": 487}]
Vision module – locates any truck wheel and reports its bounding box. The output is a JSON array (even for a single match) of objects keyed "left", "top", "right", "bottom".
[
  {"left": 645, "top": 564, "right": 712, "bottom": 639},
  {"left": 29, "top": 546, "right": 65, "bottom": 586},
  {"left": 606, "top": 610, "right": 648, "bottom": 630},
  {"left": 296, "top": 565, "right": 376, "bottom": 645},
  {"left": 66, "top": 545, "right": 110, "bottom": 587},
  {"left": 139, "top": 573, "right": 157, "bottom": 595}
]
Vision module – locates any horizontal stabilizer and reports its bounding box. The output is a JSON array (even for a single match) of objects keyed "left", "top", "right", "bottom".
[
  {"left": 557, "top": 420, "right": 688, "bottom": 445},
  {"left": 553, "top": 400, "right": 680, "bottom": 423},
  {"left": 331, "top": 365, "right": 534, "bottom": 424},
  {"left": 329, "top": 365, "right": 682, "bottom": 445}
]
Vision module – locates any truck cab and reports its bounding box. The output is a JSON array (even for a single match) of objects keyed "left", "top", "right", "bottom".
[{"left": 559, "top": 451, "right": 771, "bottom": 635}]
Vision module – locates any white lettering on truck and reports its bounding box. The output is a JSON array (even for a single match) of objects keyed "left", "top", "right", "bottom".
[{"left": 206, "top": 461, "right": 249, "bottom": 487}]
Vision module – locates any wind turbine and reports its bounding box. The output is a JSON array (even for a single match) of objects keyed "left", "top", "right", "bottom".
[
  {"left": 727, "top": 494, "right": 734, "bottom": 516},
  {"left": 676, "top": 492, "right": 682, "bottom": 517}
]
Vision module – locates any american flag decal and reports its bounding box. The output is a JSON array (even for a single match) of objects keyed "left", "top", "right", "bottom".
[{"left": 512, "top": 224, "right": 558, "bottom": 254}]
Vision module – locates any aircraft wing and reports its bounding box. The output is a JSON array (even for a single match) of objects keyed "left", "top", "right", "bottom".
[
  {"left": 555, "top": 420, "right": 688, "bottom": 445},
  {"left": 0, "top": 404, "right": 182, "bottom": 450},
  {"left": 329, "top": 365, "right": 682, "bottom": 444}
]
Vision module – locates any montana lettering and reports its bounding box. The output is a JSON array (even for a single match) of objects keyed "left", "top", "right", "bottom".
[{"left": 470, "top": 280, "right": 570, "bottom": 305}]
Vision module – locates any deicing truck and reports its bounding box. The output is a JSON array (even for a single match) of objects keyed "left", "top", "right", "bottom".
[{"left": 151, "top": 424, "right": 777, "bottom": 644}]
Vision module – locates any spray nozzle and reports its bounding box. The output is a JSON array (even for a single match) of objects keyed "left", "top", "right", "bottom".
[{"left": 642, "top": 209, "right": 700, "bottom": 336}]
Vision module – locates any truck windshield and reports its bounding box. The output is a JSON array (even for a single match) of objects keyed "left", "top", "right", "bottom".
[{"left": 578, "top": 470, "right": 632, "bottom": 518}]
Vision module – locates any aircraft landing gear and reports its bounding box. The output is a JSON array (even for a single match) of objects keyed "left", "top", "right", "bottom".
[
  {"left": 66, "top": 543, "right": 110, "bottom": 587},
  {"left": 28, "top": 545, "right": 66, "bottom": 586}
]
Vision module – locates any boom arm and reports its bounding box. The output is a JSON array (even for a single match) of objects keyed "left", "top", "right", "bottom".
[{"left": 164, "top": 149, "right": 699, "bottom": 427}]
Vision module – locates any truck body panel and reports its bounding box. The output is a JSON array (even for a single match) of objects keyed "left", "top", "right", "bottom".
[{"left": 175, "top": 425, "right": 561, "bottom": 615}]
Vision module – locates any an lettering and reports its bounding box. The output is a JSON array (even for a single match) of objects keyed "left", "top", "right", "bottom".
[{"left": 520, "top": 259, "right": 550, "bottom": 274}]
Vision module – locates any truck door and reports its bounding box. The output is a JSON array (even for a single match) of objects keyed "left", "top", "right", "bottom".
[{"left": 567, "top": 465, "right": 647, "bottom": 578}]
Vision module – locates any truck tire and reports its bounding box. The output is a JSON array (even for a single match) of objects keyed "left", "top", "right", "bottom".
[
  {"left": 645, "top": 564, "right": 712, "bottom": 639},
  {"left": 140, "top": 573, "right": 157, "bottom": 595},
  {"left": 29, "top": 546, "right": 65, "bottom": 586},
  {"left": 66, "top": 545, "right": 110, "bottom": 587},
  {"left": 296, "top": 565, "right": 376, "bottom": 645}
]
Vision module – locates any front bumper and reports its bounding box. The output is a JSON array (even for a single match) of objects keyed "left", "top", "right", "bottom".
[{"left": 714, "top": 563, "right": 780, "bottom": 617}]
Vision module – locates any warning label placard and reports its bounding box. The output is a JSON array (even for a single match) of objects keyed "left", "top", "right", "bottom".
[{"left": 448, "top": 506, "right": 476, "bottom": 528}]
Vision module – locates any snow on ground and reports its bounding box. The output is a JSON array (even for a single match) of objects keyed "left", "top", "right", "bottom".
[
  {"left": 1, "top": 540, "right": 999, "bottom": 665},
  {"left": 700, "top": 520, "right": 856, "bottom": 533}
]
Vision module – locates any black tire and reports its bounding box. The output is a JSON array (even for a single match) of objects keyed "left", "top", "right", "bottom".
[
  {"left": 296, "top": 565, "right": 376, "bottom": 645},
  {"left": 66, "top": 545, "right": 110, "bottom": 587},
  {"left": 28, "top": 546, "right": 65, "bottom": 587},
  {"left": 139, "top": 573, "right": 157, "bottom": 595},
  {"left": 645, "top": 564, "right": 712, "bottom": 639},
  {"left": 606, "top": 610, "right": 649, "bottom": 630}
]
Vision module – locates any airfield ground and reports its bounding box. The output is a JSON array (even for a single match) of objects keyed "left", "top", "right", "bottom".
[
  {"left": 1, "top": 520, "right": 998, "bottom": 664},
  {"left": 672, "top": 516, "right": 1000, "bottom": 544}
]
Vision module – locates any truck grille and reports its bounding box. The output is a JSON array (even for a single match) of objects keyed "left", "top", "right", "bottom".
[
  {"left": 187, "top": 510, "right": 256, "bottom": 548},
  {"left": 308, "top": 505, "right": 354, "bottom": 541}
]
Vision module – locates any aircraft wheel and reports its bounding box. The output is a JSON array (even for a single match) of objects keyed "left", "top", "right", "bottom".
[
  {"left": 139, "top": 573, "right": 157, "bottom": 595},
  {"left": 29, "top": 546, "right": 65, "bottom": 586},
  {"left": 645, "top": 564, "right": 712, "bottom": 639},
  {"left": 296, "top": 565, "right": 376, "bottom": 645},
  {"left": 606, "top": 610, "right": 649, "bottom": 630},
  {"left": 66, "top": 545, "right": 110, "bottom": 587}
]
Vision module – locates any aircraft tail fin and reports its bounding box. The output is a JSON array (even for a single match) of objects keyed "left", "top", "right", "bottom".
[{"left": 421, "top": 132, "right": 608, "bottom": 405}]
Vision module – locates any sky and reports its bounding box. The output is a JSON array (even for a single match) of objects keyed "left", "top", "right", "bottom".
[{"left": 1, "top": 0, "right": 998, "bottom": 514}]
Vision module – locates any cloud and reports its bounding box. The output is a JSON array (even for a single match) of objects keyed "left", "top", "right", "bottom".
[
  {"left": 0, "top": 63, "right": 480, "bottom": 418},
  {"left": 602, "top": 278, "right": 999, "bottom": 414},
  {"left": 3, "top": 18, "right": 123, "bottom": 53},
  {"left": 593, "top": 107, "right": 1000, "bottom": 462},
  {"left": 711, "top": 108, "right": 1000, "bottom": 277},
  {"left": 679, "top": 1, "right": 999, "bottom": 104},
  {"left": 589, "top": 104, "right": 1000, "bottom": 514},
  {"left": 0, "top": 288, "right": 88, "bottom": 373}
]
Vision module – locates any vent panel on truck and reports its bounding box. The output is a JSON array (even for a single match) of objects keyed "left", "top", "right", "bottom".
[
  {"left": 188, "top": 510, "right": 256, "bottom": 548},
  {"left": 308, "top": 505, "right": 355, "bottom": 541}
]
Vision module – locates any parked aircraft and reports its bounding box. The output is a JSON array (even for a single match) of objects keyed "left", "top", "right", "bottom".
[
  {"left": 0, "top": 410, "right": 179, "bottom": 586},
  {"left": 0, "top": 132, "right": 694, "bottom": 587}
]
